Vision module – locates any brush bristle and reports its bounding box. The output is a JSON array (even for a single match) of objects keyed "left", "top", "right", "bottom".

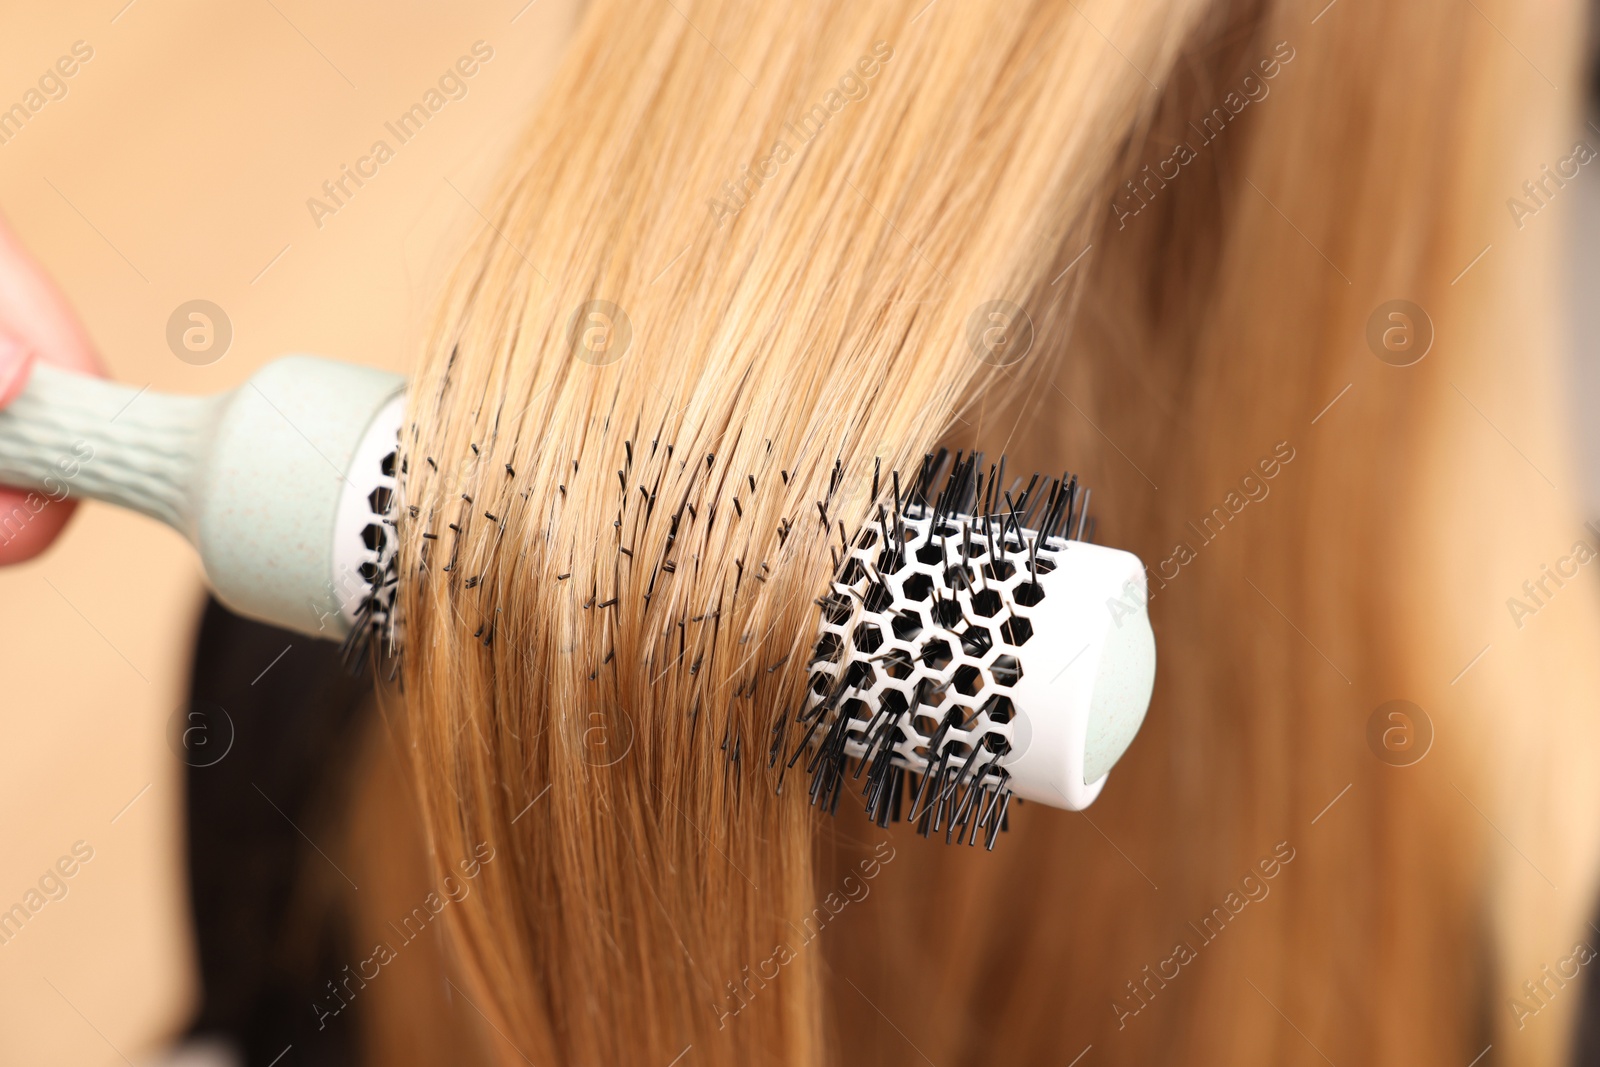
[{"left": 339, "top": 444, "right": 402, "bottom": 678}]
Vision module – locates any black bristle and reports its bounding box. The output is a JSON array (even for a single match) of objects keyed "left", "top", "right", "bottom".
[{"left": 780, "top": 451, "right": 1089, "bottom": 851}]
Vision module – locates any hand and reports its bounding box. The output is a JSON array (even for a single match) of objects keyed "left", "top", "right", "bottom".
[{"left": 0, "top": 213, "right": 106, "bottom": 565}]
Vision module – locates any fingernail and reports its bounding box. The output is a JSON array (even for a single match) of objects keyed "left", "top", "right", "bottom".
[{"left": 0, "top": 335, "right": 34, "bottom": 402}]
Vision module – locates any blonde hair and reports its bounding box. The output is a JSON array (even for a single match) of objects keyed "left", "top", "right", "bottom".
[{"left": 389, "top": 0, "right": 1600, "bottom": 1062}]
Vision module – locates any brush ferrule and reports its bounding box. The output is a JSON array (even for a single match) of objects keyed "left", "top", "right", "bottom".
[{"left": 193, "top": 356, "right": 404, "bottom": 639}]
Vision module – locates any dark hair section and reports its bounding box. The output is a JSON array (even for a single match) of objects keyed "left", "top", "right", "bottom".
[{"left": 181, "top": 599, "right": 368, "bottom": 1067}]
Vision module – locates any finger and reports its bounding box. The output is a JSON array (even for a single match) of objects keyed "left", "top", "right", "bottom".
[
  {"left": 0, "top": 488, "right": 75, "bottom": 565},
  {"left": 0, "top": 335, "right": 61, "bottom": 564},
  {"left": 0, "top": 216, "right": 101, "bottom": 565}
]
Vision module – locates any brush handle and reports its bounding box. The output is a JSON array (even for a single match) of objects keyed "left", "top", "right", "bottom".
[
  {"left": 0, "top": 357, "right": 405, "bottom": 640},
  {"left": 0, "top": 364, "right": 217, "bottom": 533}
]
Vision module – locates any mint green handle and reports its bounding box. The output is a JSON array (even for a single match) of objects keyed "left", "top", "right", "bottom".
[
  {"left": 0, "top": 364, "right": 217, "bottom": 534},
  {"left": 0, "top": 357, "right": 405, "bottom": 639}
]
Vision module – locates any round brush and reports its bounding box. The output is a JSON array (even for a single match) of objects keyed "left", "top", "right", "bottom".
[{"left": 0, "top": 361, "right": 1156, "bottom": 839}]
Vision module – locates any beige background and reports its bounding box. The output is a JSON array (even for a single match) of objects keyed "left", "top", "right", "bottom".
[{"left": 0, "top": 2, "right": 577, "bottom": 1062}]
